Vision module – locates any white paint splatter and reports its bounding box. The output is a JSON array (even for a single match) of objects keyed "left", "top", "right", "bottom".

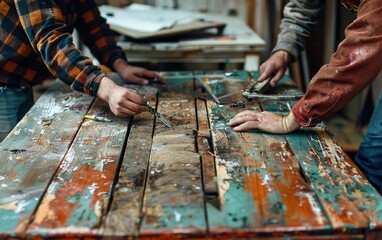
[{"left": 174, "top": 210, "right": 182, "bottom": 222}]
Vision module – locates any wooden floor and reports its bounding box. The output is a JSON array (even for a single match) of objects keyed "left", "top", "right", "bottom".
[{"left": 1, "top": 71, "right": 382, "bottom": 239}]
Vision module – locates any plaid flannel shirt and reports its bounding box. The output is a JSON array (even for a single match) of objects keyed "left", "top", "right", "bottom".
[{"left": 0, "top": 0, "right": 127, "bottom": 96}]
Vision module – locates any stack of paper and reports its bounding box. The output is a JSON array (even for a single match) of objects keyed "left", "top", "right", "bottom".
[
  {"left": 99, "top": 4, "right": 226, "bottom": 40},
  {"left": 100, "top": 4, "right": 203, "bottom": 33}
]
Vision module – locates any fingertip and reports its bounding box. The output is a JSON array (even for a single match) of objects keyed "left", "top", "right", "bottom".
[
  {"left": 233, "top": 126, "right": 240, "bottom": 132},
  {"left": 257, "top": 75, "right": 265, "bottom": 82},
  {"left": 228, "top": 117, "right": 237, "bottom": 125},
  {"left": 158, "top": 77, "right": 165, "bottom": 83},
  {"left": 270, "top": 80, "right": 276, "bottom": 88}
]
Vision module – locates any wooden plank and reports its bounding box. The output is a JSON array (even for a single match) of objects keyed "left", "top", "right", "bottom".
[
  {"left": 102, "top": 87, "right": 157, "bottom": 237},
  {"left": 315, "top": 127, "right": 382, "bottom": 228},
  {"left": 27, "top": 98, "right": 127, "bottom": 238},
  {"left": 206, "top": 101, "right": 265, "bottom": 234},
  {"left": 206, "top": 102, "right": 331, "bottom": 238},
  {"left": 247, "top": 0, "right": 256, "bottom": 30},
  {"left": 0, "top": 80, "right": 93, "bottom": 238},
  {"left": 196, "top": 99, "right": 218, "bottom": 196},
  {"left": 255, "top": 134, "right": 329, "bottom": 230},
  {"left": 140, "top": 91, "right": 207, "bottom": 237},
  {"left": 285, "top": 126, "right": 382, "bottom": 232},
  {"left": 257, "top": 96, "right": 381, "bottom": 234}
]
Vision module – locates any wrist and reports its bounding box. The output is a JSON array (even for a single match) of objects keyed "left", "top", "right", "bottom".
[
  {"left": 283, "top": 112, "right": 300, "bottom": 133},
  {"left": 97, "top": 77, "right": 115, "bottom": 102},
  {"left": 275, "top": 50, "right": 292, "bottom": 64},
  {"left": 113, "top": 58, "right": 129, "bottom": 73}
]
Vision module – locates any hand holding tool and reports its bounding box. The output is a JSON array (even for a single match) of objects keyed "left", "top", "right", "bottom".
[
  {"left": 242, "top": 75, "right": 303, "bottom": 101},
  {"left": 147, "top": 103, "right": 173, "bottom": 128},
  {"left": 242, "top": 75, "right": 272, "bottom": 98}
]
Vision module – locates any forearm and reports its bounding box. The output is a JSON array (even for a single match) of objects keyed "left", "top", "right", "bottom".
[
  {"left": 76, "top": 0, "right": 127, "bottom": 69},
  {"left": 292, "top": 0, "right": 382, "bottom": 127},
  {"left": 273, "top": 0, "right": 323, "bottom": 61},
  {"left": 15, "top": 0, "right": 105, "bottom": 96}
]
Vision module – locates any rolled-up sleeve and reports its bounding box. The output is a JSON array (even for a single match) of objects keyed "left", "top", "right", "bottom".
[{"left": 292, "top": 0, "right": 382, "bottom": 126}]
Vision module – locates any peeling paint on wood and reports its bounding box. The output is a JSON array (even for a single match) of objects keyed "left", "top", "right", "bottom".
[
  {"left": 0, "top": 80, "right": 93, "bottom": 237},
  {"left": 196, "top": 99, "right": 218, "bottom": 196},
  {"left": 0, "top": 72, "right": 382, "bottom": 239},
  {"left": 102, "top": 89, "right": 157, "bottom": 237},
  {"left": 27, "top": 98, "right": 127, "bottom": 238},
  {"left": 140, "top": 91, "right": 206, "bottom": 236}
]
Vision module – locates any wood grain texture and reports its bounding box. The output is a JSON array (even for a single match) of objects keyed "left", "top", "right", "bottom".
[
  {"left": 102, "top": 87, "right": 157, "bottom": 237},
  {"left": 0, "top": 80, "right": 93, "bottom": 237},
  {"left": 206, "top": 101, "right": 264, "bottom": 234},
  {"left": 1, "top": 71, "right": 382, "bottom": 239},
  {"left": 27, "top": 98, "right": 127, "bottom": 238},
  {"left": 196, "top": 99, "right": 218, "bottom": 196},
  {"left": 286, "top": 127, "right": 382, "bottom": 231},
  {"left": 140, "top": 90, "right": 207, "bottom": 237},
  {"left": 206, "top": 102, "right": 330, "bottom": 238}
]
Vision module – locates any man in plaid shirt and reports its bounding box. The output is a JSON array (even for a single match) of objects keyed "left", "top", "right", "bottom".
[{"left": 0, "top": 0, "right": 163, "bottom": 141}]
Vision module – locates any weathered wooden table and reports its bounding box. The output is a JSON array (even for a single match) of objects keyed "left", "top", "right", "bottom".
[{"left": 1, "top": 71, "right": 382, "bottom": 239}]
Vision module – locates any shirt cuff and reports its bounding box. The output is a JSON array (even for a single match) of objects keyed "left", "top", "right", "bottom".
[
  {"left": 272, "top": 43, "right": 300, "bottom": 63},
  {"left": 108, "top": 54, "right": 127, "bottom": 71},
  {"left": 291, "top": 97, "right": 320, "bottom": 127},
  {"left": 88, "top": 72, "right": 105, "bottom": 97}
]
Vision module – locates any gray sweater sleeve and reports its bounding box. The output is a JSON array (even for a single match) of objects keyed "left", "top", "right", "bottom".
[{"left": 272, "top": 0, "right": 324, "bottom": 61}]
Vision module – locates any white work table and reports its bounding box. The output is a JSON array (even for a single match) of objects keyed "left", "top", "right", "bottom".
[{"left": 100, "top": 5, "right": 265, "bottom": 71}]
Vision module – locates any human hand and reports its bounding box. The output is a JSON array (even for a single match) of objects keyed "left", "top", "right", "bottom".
[
  {"left": 257, "top": 50, "right": 291, "bottom": 87},
  {"left": 113, "top": 59, "right": 164, "bottom": 85},
  {"left": 97, "top": 77, "right": 147, "bottom": 117},
  {"left": 229, "top": 110, "right": 300, "bottom": 134}
]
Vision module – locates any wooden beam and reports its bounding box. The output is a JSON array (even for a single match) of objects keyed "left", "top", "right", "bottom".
[{"left": 247, "top": 0, "right": 256, "bottom": 30}]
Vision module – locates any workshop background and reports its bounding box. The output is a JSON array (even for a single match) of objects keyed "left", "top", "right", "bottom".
[{"left": 34, "top": 0, "right": 381, "bottom": 159}]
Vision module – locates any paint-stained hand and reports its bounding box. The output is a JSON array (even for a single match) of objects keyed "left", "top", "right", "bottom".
[
  {"left": 113, "top": 59, "right": 164, "bottom": 85},
  {"left": 257, "top": 50, "right": 291, "bottom": 87},
  {"left": 97, "top": 77, "right": 147, "bottom": 117}
]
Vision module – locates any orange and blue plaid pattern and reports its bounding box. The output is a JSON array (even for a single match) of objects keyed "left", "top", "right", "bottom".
[{"left": 0, "top": 0, "right": 126, "bottom": 96}]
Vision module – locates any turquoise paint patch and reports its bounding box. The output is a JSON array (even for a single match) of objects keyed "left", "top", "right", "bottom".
[
  {"left": 66, "top": 187, "right": 100, "bottom": 227},
  {"left": 286, "top": 131, "right": 345, "bottom": 213},
  {"left": 207, "top": 180, "right": 258, "bottom": 229},
  {"left": 67, "top": 192, "right": 81, "bottom": 203},
  {"left": 285, "top": 128, "right": 382, "bottom": 228},
  {"left": 0, "top": 196, "right": 39, "bottom": 232}
]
